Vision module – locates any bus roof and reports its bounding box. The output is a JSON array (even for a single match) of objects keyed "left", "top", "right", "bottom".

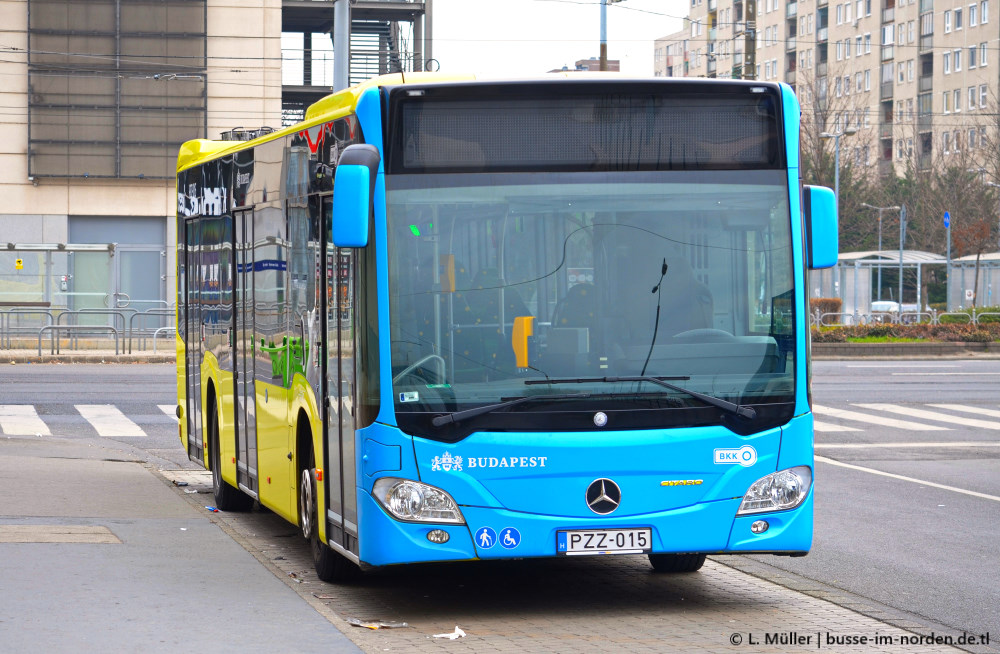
[{"left": 177, "top": 72, "right": 777, "bottom": 173}]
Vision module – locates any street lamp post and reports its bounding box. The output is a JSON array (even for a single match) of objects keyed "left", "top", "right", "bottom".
[
  {"left": 820, "top": 127, "right": 858, "bottom": 209},
  {"left": 600, "top": 0, "right": 625, "bottom": 71},
  {"left": 861, "top": 203, "right": 900, "bottom": 301},
  {"left": 986, "top": 181, "right": 1000, "bottom": 254}
]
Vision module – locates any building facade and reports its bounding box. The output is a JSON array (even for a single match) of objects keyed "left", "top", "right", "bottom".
[
  {"left": 0, "top": 0, "right": 282, "bottom": 313},
  {"left": 654, "top": 0, "right": 998, "bottom": 175}
]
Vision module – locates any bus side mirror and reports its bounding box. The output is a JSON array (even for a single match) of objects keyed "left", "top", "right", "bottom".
[
  {"left": 332, "top": 144, "right": 381, "bottom": 248},
  {"left": 804, "top": 185, "right": 838, "bottom": 269}
]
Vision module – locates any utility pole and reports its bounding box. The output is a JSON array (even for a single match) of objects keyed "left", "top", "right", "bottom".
[
  {"left": 333, "top": 0, "right": 350, "bottom": 91},
  {"left": 744, "top": 0, "right": 757, "bottom": 79},
  {"left": 600, "top": 0, "right": 624, "bottom": 71},
  {"left": 861, "top": 203, "right": 900, "bottom": 301}
]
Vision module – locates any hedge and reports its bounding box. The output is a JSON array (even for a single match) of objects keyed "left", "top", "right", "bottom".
[{"left": 811, "top": 323, "right": 1000, "bottom": 343}]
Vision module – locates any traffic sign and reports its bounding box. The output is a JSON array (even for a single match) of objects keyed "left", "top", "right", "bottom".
[{"left": 944, "top": 211, "right": 950, "bottom": 228}]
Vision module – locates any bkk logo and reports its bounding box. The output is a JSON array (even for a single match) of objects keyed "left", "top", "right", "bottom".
[{"left": 713, "top": 445, "right": 758, "bottom": 467}]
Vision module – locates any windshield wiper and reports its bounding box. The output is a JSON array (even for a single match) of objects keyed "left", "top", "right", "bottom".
[
  {"left": 524, "top": 376, "right": 757, "bottom": 420},
  {"left": 430, "top": 393, "right": 592, "bottom": 427}
]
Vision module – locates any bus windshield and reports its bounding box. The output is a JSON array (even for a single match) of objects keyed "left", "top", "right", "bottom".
[{"left": 386, "top": 169, "right": 795, "bottom": 439}]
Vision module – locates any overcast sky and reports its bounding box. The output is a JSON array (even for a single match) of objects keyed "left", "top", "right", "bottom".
[{"left": 430, "top": 0, "right": 686, "bottom": 76}]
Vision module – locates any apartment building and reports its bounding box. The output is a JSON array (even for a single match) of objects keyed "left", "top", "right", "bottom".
[{"left": 654, "top": 0, "right": 998, "bottom": 174}]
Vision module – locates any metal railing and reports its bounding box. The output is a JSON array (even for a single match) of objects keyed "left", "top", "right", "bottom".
[
  {"left": 1, "top": 304, "right": 174, "bottom": 355},
  {"left": 812, "top": 308, "right": 1000, "bottom": 327}
]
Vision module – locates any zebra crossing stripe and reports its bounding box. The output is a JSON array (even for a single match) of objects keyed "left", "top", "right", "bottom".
[
  {"left": 813, "top": 420, "right": 862, "bottom": 433},
  {"left": 927, "top": 404, "right": 1000, "bottom": 420},
  {"left": 812, "top": 405, "right": 949, "bottom": 431},
  {"left": 0, "top": 405, "right": 51, "bottom": 436},
  {"left": 75, "top": 405, "right": 146, "bottom": 437},
  {"left": 855, "top": 404, "right": 1000, "bottom": 430},
  {"left": 816, "top": 456, "right": 1000, "bottom": 503},
  {"left": 159, "top": 405, "right": 178, "bottom": 420},
  {"left": 816, "top": 441, "right": 1000, "bottom": 449}
]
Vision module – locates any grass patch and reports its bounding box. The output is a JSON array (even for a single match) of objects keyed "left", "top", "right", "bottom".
[{"left": 845, "top": 336, "right": 925, "bottom": 343}]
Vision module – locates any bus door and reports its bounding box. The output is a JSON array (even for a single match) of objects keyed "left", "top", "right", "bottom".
[
  {"left": 324, "top": 198, "right": 359, "bottom": 555},
  {"left": 234, "top": 210, "right": 259, "bottom": 496},
  {"left": 184, "top": 218, "right": 204, "bottom": 462}
]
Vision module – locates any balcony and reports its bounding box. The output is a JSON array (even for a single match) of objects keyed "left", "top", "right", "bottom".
[
  {"left": 709, "top": 0, "right": 717, "bottom": 10},
  {"left": 708, "top": 58, "right": 717, "bottom": 73},
  {"left": 881, "top": 81, "right": 894, "bottom": 99},
  {"left": 918, "top": 75, "right": 932, "bottom": 92},
  {"left": 918, "top": 152, "right": 932, "bottom": 170},
  {"left": 919, "top": 34, "right": 933, "bottom": 52},
  {"left": 787, "top": 2, "right": 797, "bottom": 17},
  {"left": 819, "top": 0, "right": 828, "bottom": 6},
  {"left": 786, "top": 69, "right": 797, "bottom": 84},
  {"left": 919, "top": 0, "right": 933, "bottom": 12},
  {"left": 709, "top": 28, "right": 717, "bottom": 41},
  {"left": 818, "top": 26, "right": 828, "bottom": 41},
  {"left": 817, "top": 61, "right": 828, "bottom": 76},
  {"left": 882, "top": 7, "right": 894, "bottom": 22},
  {"left": 787, "top": 37, "right": 797, "bottom": 51},
  {"left": 882, "top": 45, "right": 894, "bottom": 61},
  {"left": 879, "top": 159, "right": 895, "bottom": 175},
  {"left": 880, "top": 122, "right": 893, "bottom": 138},
  {"left": 918, "top": 113, "right": 933, "bottom": 131}
]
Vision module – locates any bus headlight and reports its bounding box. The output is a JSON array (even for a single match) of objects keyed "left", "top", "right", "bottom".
[
  {"left": 736, "top": 466, "right": 812, "bottom": 515},
  {"left": 372, "top": 478, "right": 465, "bottom": 524}
]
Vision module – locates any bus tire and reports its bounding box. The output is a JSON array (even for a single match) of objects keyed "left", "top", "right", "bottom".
[
  {"left": 647, "top": 553, "right": 707, "bottom": 573},
  {"left": 209, "top": 403, "right": 251, "bottom": 512},
  {"left": 299, "top": 448, "right": 360, "bottom": 583}
]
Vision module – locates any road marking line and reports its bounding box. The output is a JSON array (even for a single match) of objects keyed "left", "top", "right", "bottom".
[
  {"left": 76, "top": 405, "right": 146, "bottom": 437},
  {"left": 0, "top": 405, "right": 51, "bottom": 436},
  {"left": 159, "top": 404, "right": 178, "bottom": 420},
  {"left": 890, "top": 372, "right": 997, "bottom": 376},
  {"left": 812, "top": 405, "right": 949, "bottom": 431},
  {"left": 815, "top": 456, "right": 1000, "bottom": 503},
  {"left": 813, "top": 420, "right": 862, "bottom": 432},
  {"left": 928, "top": 404, "right": 1000, "bottom": 420},
  {"left": 855, "top": 404, "right": 1000, "bottom": 430},
  {"left": 816, "top": 441, "right": 1000, "bottom": 449}
]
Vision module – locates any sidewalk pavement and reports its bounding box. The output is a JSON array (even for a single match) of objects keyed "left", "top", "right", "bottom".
[{"left": 0, "top": 435, "right": 360, "bottom": 654}]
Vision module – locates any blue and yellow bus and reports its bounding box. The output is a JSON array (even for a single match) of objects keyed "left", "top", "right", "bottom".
[{"left": 176, "top": 74, "right": 838, "bottom": 581}]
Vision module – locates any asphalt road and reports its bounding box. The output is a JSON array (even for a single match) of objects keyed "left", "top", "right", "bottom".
[
  {"left": 1, "top": 359, "right": 998, "bottom": 647},
  {"left": 766, "top": 359, "right": 1000, "bottom": 636}
]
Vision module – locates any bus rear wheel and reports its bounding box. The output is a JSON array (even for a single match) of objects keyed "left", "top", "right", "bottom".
[
  {"left": 647, "top": 553, "right": 707, "bottom": 573},
  {"left": 209, "top": 403, "right": 251, "bottom": 512},
  {"left": 299, "top": 449, "right": 360, "bottom": 583}
]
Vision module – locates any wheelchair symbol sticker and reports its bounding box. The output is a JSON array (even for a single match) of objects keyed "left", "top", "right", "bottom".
[
  {"left": 474, "top": 526, "right": 497, "bottom": 549},
  {"left": 499, "top": 527, "right": 521, "bottom": 549}
]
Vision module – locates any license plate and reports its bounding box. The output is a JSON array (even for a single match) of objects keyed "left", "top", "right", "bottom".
[{"left": 557, "top": 528, "right": 652, "bottom": 555}]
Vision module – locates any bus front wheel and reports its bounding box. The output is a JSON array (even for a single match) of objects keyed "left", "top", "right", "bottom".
[
  {"left": 647, "top": 553, "right": 707, "bottom": 573},
  {"left": 299, "top": 449, "right": 360, "bottom": 583}
]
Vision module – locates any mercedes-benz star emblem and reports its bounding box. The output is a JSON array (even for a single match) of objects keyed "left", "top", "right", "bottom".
[{"left": 586, "top": 478, "right": 621, "bottom": 515}]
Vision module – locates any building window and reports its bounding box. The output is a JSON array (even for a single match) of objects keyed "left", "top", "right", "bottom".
[
  {"left": 857, "top": 35, "right": 863, "bottom": 55},
  {"left": 956, "top": 7, "right": 963, "bottom": 28},
  {"left": 955, "top": 88, "right": 962, "bottom": 111},
  {"left": 944, "top": 51, "right": 952, "bottom": 73},
  {"left": 865, "top": 69, "right": 872, "bottom": 90},
  {"left": 981, "top": 42, "right": 988, "bottom": 66},
  {"left": 898, "top": 62, "right": 905, "bottom": 83},
  {"left": 837, "top": 4, "right": 844, "bottom": 24},
  {"left": 945, "top": 9, "right": 952, "bottom": 32},
  {"left": 955, "top": 49, "right": 962, "bottom": 71},
  {"left": 944, "top": 90, "right": 951, "bottom": 113},
  {"left": 837, "top": 40, "right": 843, "bottom": 60},
  {"left": 845, "top": 38, "right": 851, "bottom": 58},
  {"left": 26, "top": 0, "right": 207, "bottom": 178},
  {"left": 970, "top": 86, "right": 977, "bottom": 109},
  {"left": 981, "top": 84, "right": 988, "bottom": 106},
  {"left": 970, "top": 3, "right": 978, "bottom": 25},
  {"left": 908, "top": 59, "right": 914, "bottom": 81},
  {"left": 982, "top": 0, "right": 989, "bottom": 22},
  {"left": 897, "top": 139, "right": 904, "bottom": 159},
  {"left": 865, "top": 33, "right": 872, "bottom": 52},
  {"left": 969, "top": 128, "right": 978, "bottom": 148},
  {"left": 908, "top": 21, "right": 915, "bottom": 42},
  {"left": 857, "top": 72, "right": 863, "bottom": 92},
  {"left": 944, "top": 131, "right": 951, "bottom": 154}
]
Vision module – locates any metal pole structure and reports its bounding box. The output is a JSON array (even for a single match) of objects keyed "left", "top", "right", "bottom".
[
  {"left": 600, "top": 0, "right": 608, "bottom": 71},
  {"left": 333, "top": 0, "right": 350, "bottom": 91},
  {"left": 820, "top": 127, "right": 857, "bottom": 217},
  {"left": 898, "top": 204, "right": 906, "bottom": 311},
  {"left": 946, "top": 214, "right": 952, "bottom": 311},
  {"left": 861, "top": 203, "right": 900, "bottom": 302},
  {"left": 425, "top": 0, "right": 433, "bottom": 70}
]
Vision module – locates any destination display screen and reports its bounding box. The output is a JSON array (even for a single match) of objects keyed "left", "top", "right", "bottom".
[{"left": 387, "top": 81, "right": 784, "bottom": 174}]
